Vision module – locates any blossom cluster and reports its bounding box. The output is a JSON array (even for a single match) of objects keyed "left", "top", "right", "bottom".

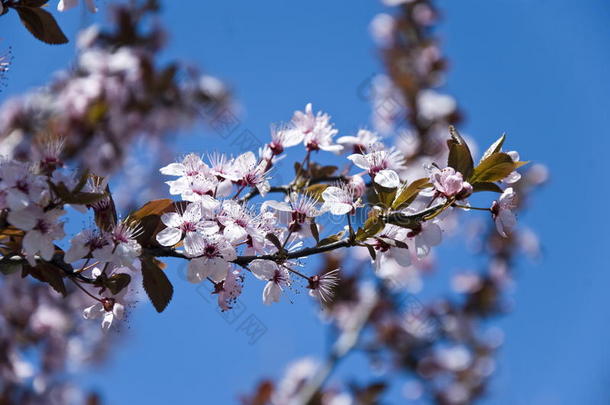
[{"left": 152, "top": 102, "right": 523, "bottom": 318}]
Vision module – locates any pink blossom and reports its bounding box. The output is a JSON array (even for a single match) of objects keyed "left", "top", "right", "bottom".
[
  {"left": 216, "top": 269, "right": 243, "bottom": 311},
  {"left": 491, "top": 188, "right": 517, "bottom": 238},
  {"left": 249, "top": 260, "right": 291, "bottom": 305},
  {"left": 187, "top": 235, "right": 236, "bottom": 283},
  {"left": 308, "top": 268, "right": 340, "bottom": 302},
  {"left": 429, "top": 166, "right": 470, "bottom": 198},
  {"left": 7, "top": 206, "right": 65, "bottom": 265},
  {"left": 321, "top": 183, "right": 363, "bottom": 215},
  {"left": 156, "top": 203, "right": 213, "bottom": 255}
]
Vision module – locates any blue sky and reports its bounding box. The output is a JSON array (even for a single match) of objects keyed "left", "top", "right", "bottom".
[{"left": 1, "top": 1, "right": 609, "bottom": 404}]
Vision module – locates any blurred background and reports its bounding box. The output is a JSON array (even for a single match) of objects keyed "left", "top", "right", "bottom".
[{"left": 1, "top": 0, "right": 608, "bottom": 404}]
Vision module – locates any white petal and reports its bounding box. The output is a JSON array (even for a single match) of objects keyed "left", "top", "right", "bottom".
[
  {"left": 83, "top": 303, "right": 102, "bottom": 319},
  {"left": 183, "top": 232, "right": 205, "bottom": 256},
  {"left": 160, "top": 212, "right": 182, "bottom": 228},
  {"left": 23, "top": 231, "right": 43, "bottom": 258},
  {"left": 156, "top": 227, "right": 182, "bottom": 247},
  {"left": 223, "top": 223, "right": 247, "bottom": 243},
  {"left": 326, "top": 202, "right": 353, "bottom": 216},
  {"left": 207, "top": 258, "right": 230, "bottom": 282},
  {"left": 374, "top": 170, "right": 399, "bottom": 188},
  {"left": 187, "top": 258, "right": 209, "bottom": 283},
  {"left": 422, "top": 223, "right": 442, "bottom": 247},
  {"left": 113, "top": 303, "right": 125, "bottom": 320},
  {"left": 184, "top": 202, "right": 202, "bottom": 223},
  {"left": 392, "top": 246, "right": 412, "bottom": 266},
  {"left": 57, "top": 0, "right": 78, "bottom": 12},
  {"left": 249, "top": 259, "right": 276, "bottom": 280},
  {"left": 159, "top": 162, "right": 185, "bottom": 176},
  {"left": 7, "top": 208, "right": 37, "bottom": 230},
  {"left": 265, "top": 200, "right": 292, "bottom": 212},
  {"left": 347, "top": 154, "right": 370, "bottom": 169},
  {"left": 263, "top": 282, "right": 281, "bottom": 305},
  {"left": 321, "top": 187, "right": 342, "bottom": 203},
  {"left": 101, "top": 312, "right": 114, "bottom": 331}
]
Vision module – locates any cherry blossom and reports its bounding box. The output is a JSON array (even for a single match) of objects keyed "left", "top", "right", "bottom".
[
  {"left": 348, "top": 147, "right": 405, "bottom": 188},
  {"left": 187, "top": 235, "right": 237, "bottom": 283},
  {"left": 7, "top": 206, "right": 65, "bottom": 265},
  {"left": 229, "top": 152, "right": 271, "bottom": 196},
  {"left": 288, "top": 103, "right": 342, "bottom": 152},
  {"left": 503, "top": 151, "right": 522, "bottom": 184},
  {"left": 64, "top": 229, "right": 113, "bottom": 264},
  {"left": 368, "top": 225, "right": 412, "bottom": 274},
  {"left": 249, "top": 259, "right": 291, "bottom": 305},
  {"left": 83, "top": 268, "right": 126, "bottom": 331},
  {"left": 337, "top": 129, "right": 380, "bottom": 154},
  {"left": 269, "top": 125, "right": 304, "bottom": 155},
  {"left": 0, "top": 161, "right": 48, "bottom": 210},
  {"left": 217, "top": 200, "right": 260, "bottom": 244},
  {"left": 429, "top": 166, "right": 471, "bottom": 198},
  {"left": 307, "top": 268, "right": 340, "bottom": 302},
  {"left": 156, "top": 203, "right": 210, "bottom": 255},
  {"left": 215, "top": 269, "right": 243, "bottom": 311},
  {"left": 264, "top": 193, "right": 320, "bottom": 238},
  {"left": 491, "top": 187, "right": 517, "bottom": 237},
  {"left": 406, "top": 221, "right": 442, "bottom": 258},
  {"left": 321, "top": 183, "right": 363, "bottom": 215},
  {"left": 109, "top": 222, "right": 143, "bottom": 269}
]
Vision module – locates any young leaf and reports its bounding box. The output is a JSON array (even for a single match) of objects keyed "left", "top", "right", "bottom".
[
  {"left": 480, "top": 134, "right": 506, "bottom": 163},
  {"left": 470, "top": 152, "right": 516, "bottom": 184},
  {"left": 317, "top": 230, "right": 346, "bottom": 247},
  {"left": 447, "top": 126, "right": 474, "bottom": 179},
  {"left": 356, "top": 210, "right": 384, "bottom": 241},
  {"left": 472, "top": 182, "right": 503, "bottom": 193},
  {"left": 392, "top": 178, "right": 432, "bottom": 210},
  {"left": 383, "top": 203, "right": 445, "bottom": 229},
  {"left": 15, "top": 6, "right": 69, "bottom": 45},
  {"left": 372, "top": 182, "right": 397, "bottom": 210},
  {"left": 141, "top": 257, "right": 173, "bottom": 313}
]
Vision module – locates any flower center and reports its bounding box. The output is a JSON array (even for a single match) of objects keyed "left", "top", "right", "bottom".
[{"left": 180, "top": 221, "right": 197, "bottom": 233}]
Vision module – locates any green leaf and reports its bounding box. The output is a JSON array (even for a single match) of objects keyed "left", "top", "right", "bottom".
[
  {"left": 472, "top": 182, "right": 503, "bottom": 193},
  {"left": 392, "top": 178, "right": 432, "bottom": 210},
  {"left": 372, "top": 183, "right": 397, "bottom": 209},
  {"left": 470, "top": 152, "right": 517, "bottom": 184},
  {"left": 383, "top": 203, "right": 446, "bottom": 229},
  {"left": 480, "top": 134, "right": 506, "bottom": 163},
  {"left": 447, "top": 126, "right": 474, "bottom": 179},
  {"left": 15, "top": 6, "right": 68, "bottom": 45},
  {"left": 317, "top": 230, "right": 346, "bottom": 247},
  {"left": 356, "top": 210, "right": 384, "bottom": 241},
  {"left": 141, "top": 257, "right": 173, "bottom": 313}
]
